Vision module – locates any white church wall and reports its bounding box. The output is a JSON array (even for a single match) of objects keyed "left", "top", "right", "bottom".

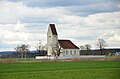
[
  {"left": 47, "top": 46, "right": 53, "bottom": 56},
  {"left": 61, "top": 49, "right": 80, "bottom": 57},
  {"left": 51, "top": 35, "right": 58, "bottom": 46},
  {"left": 47, "top": 25, "right": 58, "bottom": 56},
  {"left": 47, "top": 28, "right": 52, "bottom": 56},
  {"left": 47, "top": 27, "right": 52, "bottom": 45},
  {"left": 58, "top": 55, "right": 106, "bottom": 59},
  {"left": 47, "top": 35, "right": 58, "bottom": 56}
]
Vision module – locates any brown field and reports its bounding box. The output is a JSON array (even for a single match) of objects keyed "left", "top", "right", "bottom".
[{"left": 0, "top": 56, "right": 120, "bottom": 63}]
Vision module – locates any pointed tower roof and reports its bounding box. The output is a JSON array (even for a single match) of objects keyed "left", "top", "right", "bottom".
[{"left": 49, "top": 24, "right": 58, "bottom": 35}]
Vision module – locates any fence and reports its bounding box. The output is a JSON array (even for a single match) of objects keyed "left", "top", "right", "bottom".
[{"left": 36, "top": 55, "right": 106, "bottom": 59}]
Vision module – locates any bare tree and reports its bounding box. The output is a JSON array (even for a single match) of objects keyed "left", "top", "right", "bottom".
[
  {"left": 80, "top": 44, "right": 91, "bottom": 55},
  {"left": 15, "top": 44, "right": 30, "bottom": 59},
  {"left": 84, "top": 44, "right": 91, "bottom": 55},
  {"left": 35, "top": 40, "right": 45, "bottom": 56},
  {"left": 96, "top": 39, "right": 107, "bottom": 55},
  {"left": 35, "top": 40, "right": 42, "bottom": 55},
  {"left": 80, "top": 45, "right": 85, "bottom": 50},
  {"left": 52, "top": 43, "right": 63, "bottom": 58},
  {"left": 85, "top": 44, "right": 91, "bottom": 50}
]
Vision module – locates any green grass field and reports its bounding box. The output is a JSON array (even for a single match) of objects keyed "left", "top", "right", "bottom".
[{"left": 0, "top": 61, "right": 120, "bottom": 79}]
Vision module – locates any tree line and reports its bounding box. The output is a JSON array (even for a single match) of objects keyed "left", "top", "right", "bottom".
[
  {"left": 14, "top": 40, "right": 45, "bottom": 59},
  {"left": 79, "top": 38, "right": 107, "bottom": 55}
]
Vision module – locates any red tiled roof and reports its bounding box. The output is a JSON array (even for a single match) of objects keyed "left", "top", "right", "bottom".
[
  {"left": 49, "top": 24, "right": 57, "bottom": 35},
  {"left": 58, "top": 40, "right": 79, "bottom": 49}
]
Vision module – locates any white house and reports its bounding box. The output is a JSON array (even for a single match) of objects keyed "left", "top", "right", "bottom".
[{"left": 47, "top": 24, "right": 80, "bottom": 57}]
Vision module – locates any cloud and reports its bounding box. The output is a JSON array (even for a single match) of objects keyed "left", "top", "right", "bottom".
[
  {"left": 56, "top": 11, "right": 120, "bottom": 48},
  {"left": 57, "top": 11, "right": 120, "bottom": 29},
  {"left": 0, "top": 21, "right": 29, "bottom": 43},
  {"left": 0, "top": 0, "right": 69, "bottom": 24},
  {"left": 0, "top": 21, "right": 47, "bottom": 50},
  {"left": 8, "top": 0, "right": 120, "bottom": 16},
  {"left": 9, "top": 0, "right": 108, "bottom": 7},
  {"left": 108, "top": 33, "right": 120, "bottom": 42},
  {"left": 6, "top": 0, "right": 120, "bottom": 18},
  {"left": 65, "top": 2, "right": 120, "bottom": 16},
  {"left": 0, "top": 0, "right": 120, "bottom": 50},
  {"left": 1, "top": 0, "right": 120, "bottom": 24}
]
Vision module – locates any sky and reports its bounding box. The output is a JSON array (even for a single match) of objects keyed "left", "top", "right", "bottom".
[{"left": 0, "top": 0, "right": 120, "bottom": 51}]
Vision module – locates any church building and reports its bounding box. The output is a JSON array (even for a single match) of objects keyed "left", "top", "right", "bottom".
[{"left": 47, "top": 24, "right": 80, "bottom": 57}]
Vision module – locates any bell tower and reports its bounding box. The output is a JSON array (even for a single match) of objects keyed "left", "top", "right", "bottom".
[{"left": 47, "top": 24, "right": 58, "bottom": 56}]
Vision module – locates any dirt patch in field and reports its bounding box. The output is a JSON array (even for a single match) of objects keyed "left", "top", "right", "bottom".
[
  {"left": 0, "top": 56, "right": 120, "bottom": 63},
  {"left": 0, "top": 59, "right": 17, "bottom": 63}
]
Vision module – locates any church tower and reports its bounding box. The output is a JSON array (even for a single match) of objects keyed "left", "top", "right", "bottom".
[{"left": 47, "top": 24, "right": 58, "bottom": 56}]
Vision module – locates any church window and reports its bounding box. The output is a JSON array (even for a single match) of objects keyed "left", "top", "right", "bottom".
[
  {"left": 70, "top": 50, "right": 72, "bottom": 55},
  {"left": 74, "top": 50, "right": 76, "bottom": 55},
  {"left": 79, "top": 50, "right": 81, "bottom": 55},
  {"left": 66, "top": 50, "right": 68, "bottom": 55}
]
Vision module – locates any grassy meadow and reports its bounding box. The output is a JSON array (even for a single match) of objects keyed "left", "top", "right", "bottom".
[{"left": 0, "top": 61, "right": 120, "bottom": 79}]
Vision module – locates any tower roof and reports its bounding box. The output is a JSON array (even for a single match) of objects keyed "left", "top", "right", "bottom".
[
  {"left": 49, "top": 24, "right": 57, "bottom": 35},
  {"left": 58, "top": 40, "right": 79, "bottom": 49}
]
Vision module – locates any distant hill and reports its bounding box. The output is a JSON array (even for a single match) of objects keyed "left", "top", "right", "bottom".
[
  {"left": 0, "top": 50, "right": 41, "bottom": 55},
  {"left": 0, "top": 51, "right": 15, "bottom": 55},
  {"left": 0, "top": 50, "right": 47, "bottom": 58}
]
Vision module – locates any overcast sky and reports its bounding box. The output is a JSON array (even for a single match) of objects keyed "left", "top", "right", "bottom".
[{"left": 0, "top": 0, "right": 120, "bottom": 51}]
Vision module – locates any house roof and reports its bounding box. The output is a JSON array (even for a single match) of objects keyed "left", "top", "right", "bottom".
[
  {"left": 58, "top": 40, "right": 79, "bottom": 49},
  {"left": 49, "top": 24, "right": 57, "bottom": 35}
]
